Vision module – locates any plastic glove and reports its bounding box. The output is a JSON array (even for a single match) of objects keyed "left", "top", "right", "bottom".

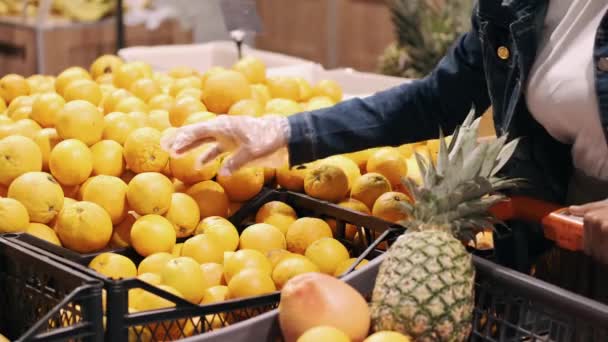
[{"left": 161, "top": 115, "right": 291, "bottom": 176}]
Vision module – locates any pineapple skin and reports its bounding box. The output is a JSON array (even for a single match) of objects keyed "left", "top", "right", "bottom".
[{"left": 370, "top": 230, "right": 475, "bottom": 341}]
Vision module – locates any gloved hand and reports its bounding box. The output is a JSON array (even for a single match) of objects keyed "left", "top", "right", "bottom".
[{"left": 161, "top": 115, "right": 291, "bottom": 176}]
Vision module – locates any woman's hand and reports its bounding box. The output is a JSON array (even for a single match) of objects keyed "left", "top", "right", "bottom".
[
  {"left": 161, "top": 115, "right": 291, "bottom": 176},
  {"left": 569, "top": 200, "right": 608, "bottom": 264}
]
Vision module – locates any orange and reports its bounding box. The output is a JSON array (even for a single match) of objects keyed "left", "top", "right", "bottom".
[
  {"left": 30, "top": 92, "right": 65, "bottom": 128},
  {"left": 182, "top": 111, "right": 216, "bottom": 125},
  {"left": 181, "top": 234, "right": 224, "bottom": 264},
  {"left": 364, "top": 331, "right": 412, "bottom": 342},
  {"left": 266, "top": 76, "right": 299, "bottom": 101},
  {"left": 264, "top": 167, "right": 276, "bottom": 185},
  {"left": 49, "top": 139, "right": 93, "bottom": 186},
  {"left": 171, "top": 243, "right": 183, "bottom": 257},
  {"left": 160, "top": 256, "right": 206, "bottom": 303},
  {"left": 0, "top": 197, "right": 29, "bottom": 233},
  {"left": 227, "top": 268, "right": 276, "bottom": 299},
  {"left": 164, "top": 193, "right": 200, "bottom": 237},
  {"left": 123, "top": 127, "right": 169, "bottom": 173},
  {"left": 113, "top": 63, "right": 146, "bottom": 90},
  {"left": 201, "top": 285, "right": 230, "bottom": 304},
  {"left": 170, "top": 143, "right": 221, "bottom": 184},
  {"left": 0, "top": 74, "right": 30, "bottom": 103},
  {"left": 397, "top": 143, "right": 415, "bottom": 159},
  {"left": 186, "top": 180, "right": 229, "bottom": 218},
  {"left": 137, "top": 272, "right": 162, "bottom": 286},
  {"left": 223, "top": 249, "right": 272, "bottom": 282},
  {"left": 250, "top": 84, "right": 271, "bottom": 106},
  {"left": 56, "top": 100, "right": 104, "bottom": 146},
  {"left": 366, "top": 147, "right": 408, "bottom": 187},
  {"left": 405, "top": 156, "right": 423, "bottom": 185},
  {"left": 227, "top": 200, "right": 244, "bottom": 217},
  {"left": 131, "top": 214, "right": 176, "bottom": 256},
  {"left": 103, "top": 112, "right": 138, "bottom": 145},
  {"left": 263, "top": 214, "right": 295, "bottom": 236},
  {"left": 168, "top": 66, "right": 198, "bottom": 79},
  {"left": 55, "top": 67, "right": 91, "bottom": 96},
  {"left": 130, "top": 284, "right": 182, "bottom": 312},
  {"left": 0, "top": 135, "right": 42, "bottom": 186},
  {"left": 272, "top": 255, "right": 319, "bottom": 289},
  {"left": 55, "top": 201, "right": 112, "bottom": 252},
  {"left": 97, "top": 74, "right": 114, "bottom": 85},
  {"left": 298, "top": 326, "right": 351, "bottom": 342},
  {"left": 217, "top": 165, "right": 264, "bottom": 202},
  {"left": 200, "top": 263, "right": 226, "bottom": 287},
  {"left": 27, "top": 75, "right": 55, "bottom": 94},
  {"left": 103, "top": 88, "right": 131, "bottom": 114},
  {"left": 137, "top": 252, "right": 174, "bottom": 276},
  {"left": 255, "top": 201, "right": 297, "bottom": 223},
  {"left": 304, "top": 164, "right": 349, "bottom": 203},
  {"left": 25, "top": 222, "right": 61, "bottom": 246},
  {"left": 276, "top": 164, "right": 309, "bottom": 192},
  {"left": 147, "top": 110, "right": 171, "bottom": 131},
  {"left": 90, "top": 140, "right": 124, "bottom": 177},
  {"left": 200, "top": 66, "right": 227, "bottom": 88},
  {"left": 295, "top": 77, "right": 313, "bottom": 101},
  {"left": 228, "top": 99, "right": 263, "bottom": 116},
  {"left": 90, "top": 54, "right": 123, "bottom": 79},
  {"left": 329, "top": 198, "right": 370, "bottom": 240},
  {"left": 89, "top": 252, "right": 137, "bottom": 279},
  {"left": 7, "top": 105, "right": 32, "bottom": 121},
  {"left": 334, "top": 258, "right": 370, "bottom": 277},
  {"left": 286, "top": 218, "right": 333, "bottom": 254},
  {"left": 312, "top": 79, "right": 343, "bottom": 103},
  {"left": 320, "top": 155, "right": 361, "bottom": 189},
  {"left": 233, "top": 56, "right": 266, "bottom": 84},
  {"left": 202, "top": 70, "right": 251, "bottom": 113},
  {"left": 176, "top": 88, "right": 203, "bottom": 101},
  {"left": 306, "top": 96, "right": 335, "bottom": 111},
  {"left": 371, "top": 191, "right": 410, "bottom": 223},
  {"left": 169, "top": 76, "right": 203, "bottom": 96},
  {"left": 195, "top": 216, "right": 239, "bottom": 252},
  {"left": 64, "top": 79, "right": 102, "bottom": 106},
  {"left": 148, "top": 93, "right": 175, "bottom": 112},
  {"left": 169, "top": 96, "right": 206, "bottom": 126},
  {"left": 126, "top": 172, "right": 173, "bottom": 215},
  {"left": 7, "top": 172, "right": 64, "bottom": 224},
  {"left": 115, "top": 96, "right": 149, "bottom": 114},
  {"left": 351, "top": 173, "right": 392, "bottom": 209},
  {"left": 239, "top": 223, "right": 286, "bottom": 254},
  {"left": 304, "top": 237, "right": 350, "bottom": 275},
  {"left": 81, "top": 175, "right": 128, "bottom": 225},
  {"left": 265, "top": 98, "right": 301, "bottom": 116},
  {"left": 130, "top": 78, "right": 161, "bottom": 102},
  {"left": 6, "top": 95, "right": 34, "bottom": 118},
  {"left": 110, "top": 212, "right": 136, "bottom": 248},
  {"left": 266, "top": 249, "right": 294, "bottom": 269},
  {"left": 0, "top": 98, "right": 6, "bottom": 112}
]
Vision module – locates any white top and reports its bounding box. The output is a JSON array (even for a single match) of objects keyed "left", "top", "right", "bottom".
[{"left": 526, "top": 0, "right": 608, "bottom": 180}]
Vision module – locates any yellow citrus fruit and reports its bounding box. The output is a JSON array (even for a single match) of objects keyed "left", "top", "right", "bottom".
[
  {"left": 182, "top": 111, "right": 216, "bottom": 125},
  {"left": 160, "top": 256, "right": 206, "bottom": 303},
  {"left": 351, "top": 173, "right": 392, "bottom": 209},
  {"left": 49, "top": 139, "right": 93, "bottom": 186},
  {"left": 405, "top": 156, "right": 423, "bottom": 185},
  {"left": 126, "top": 172, "right": 173, "bottom": 215},
  {"left": 148, "top": 93, "right": 175, "bottom": 111},
  {"left": 147, "top": 110, "right": 171, "bottom": 131},
  {"left": 164, "top": 193, "right": 200, "bottom": 237},
  {"left": 131, "top": 214, "right": 176, "bottom": 256},
  {"left": 169, "top": 66, "right": 198, "bottom": 79},
  {"left": 233, "top": 56, "right": 266, "bottom": 84},
  {"left": 33, "top": 128, "right": 60, "bottom": 171},
  {"left": 306, "top": 95, "right": 335, "bottom": 111},
  {"left": 239, "top": 223, "right": 286, "bottom": 254},
  {"left": 30, "top": 92, "right": 65, "bottom": 128},
  {"left": 114, "top": 63, "right": 146, "bottom": 90},
  {"left": 110, "top": 212, "right": 136, "bottom": 248},
  {"left": 313, "top": 80, "right": 343, "bottom": 103},
  {"left": 115, "top": 96, "right": 149, "bottom": 113},
  {"left": 276, "top": 164, "right": 309, "bottom": 192},
  {"left": 228, "top": 99, "right": 263, "bottom": 116},
  {"left": 227, "top": 200, "right": 244, "bottom": 217},
  {"left": 138, "top": 272, "right": 162, "bottom": 285},
  {"left": 186, "top": 180, "right": 229, "bottom": 218},
  {"left": 169, "top": 96, "right": 206, "bottom": 127},
  {"left": 217, "top": 165, "right": 264, "bottom": 202},
  {"left": 90, "top": 140, "right": 124, "bottom": 177},
  {"left": 366, "top": 147, "right": 408, "bottom": 187},
  {"left": 372, "top": 191, "right": 411, "bottom": 223},
  {"left": 223, "top": 249, "right": 272, "bottom": 282},
  {"left": 27, "top": 75, "right": 55, "bottom": 94},
  {"left": 295, "top": 77, "right": 313, "bottom": 101},
  {"left": 304, "top": 164, "right": 349, "bottom": 203},
  {"left": 266, "top": 76, "right": 299, "bottom": 101},
  {"left": 176, "top": 88, "right": 203, "bottom": 101},
  {"left": 272, "top": 255, "right": 320, "bottom": 289},
  {"left": 305, "top": 237, "right": 350, "bottom": 275},
  {"left": 328, "top": 198, "right": 371, "bottom": 240},
  {"left": 6, "top": 95, "right": 34, "bottom": 117},
  {"left": 55, "top": 67, "right": 91, "bottom": 96},
  {"left": 398, "top": 143, "right": 414, "bottom": 159},
  {"left": 334, "top": 258, "right": 369, "bottom": 277},
  {"left": 263, "top": 214, "right": 295, "bottom": 236},
  {"left": 171, "top": 243, "right": 183, "bottom": 257},
  {"left": 90, "top": 54, "right": 123, "bottom": 79},
  {"left": 0, "top": 197, "right": 29, "bottom": 233},
  {"left": 364, "top": 331, "right": 412, "bottom": 342},
  {"left": 26, "top": 222, "right": 61, "bottom": 245},
  {"left": 181, "top": 234, "right": 224, "bottom": 264},
  {"left": 250, "top": 84, "right": 271, "bottom": 106},
  {"left": 81, "top": 175, "right": 128, "bottom": 225},
  {"left": 202, "top": 70, "right": 251, "bottom": 113},
  {"left": 286, "top": 218, "right": 333, "bottom": 254},
  {"left": 0, "top": 98, "right": 6, "bottom": 112},
  {"left": 123, "top": 127, "right": 169, "bottom": 173},
  {"left": 137, "top": 252, "right": 174, "bottom": 276},
  {"left": 64, "top": 79, "right": 102, "bottom": 106},
  {"left": 98, "top": 74, "right": 115, "bottom": 86},
  {"left": 201, "top": 285, "right": 229, "bottom": 304},
  {"left": 200, "top": 263, "right": 226, "bottom": 287},
  {"left": 264, "top": 98, "right": 301, "bottom": 116},
  {"left": 200, "top": 66, "right": 227, "bottom": 87},
  {"left": 130, "top": 78, "right": 161, "bottom": 102},
  {"left": 228, "top": 268, "right": 277, "bottom": 299},
  {"left": 0, "top": 74, "right": 30, "bottom": 103},
  {"left": 195, "top": 216, "right": 239, "bottom": 252},
  {"left": 56, "top": 100, "right": 103, "bottom": 146},
  {"left": 7, "top": 172, "right": 63, "bottom": 223},
  {"left": 103, "top": 88, "right": 131, "bottom": 114},
  {"left": 103, "top": 112, "right": 138, "bottom": 145},
  {"left": 170, "top": 76, "right": 203, "bottom": 96},
  {"left": 298, "top": 326, "right": 351, "bottom": 342},
  {"left": 89, "top": 252, "right": 137, "bottom": 279},
  {"left": 170, "top": 143, "right": 221, "bottom": 184},
  {"left": 320, "top": 155, "right": 361, "bottom": 190},
  {"left": 0, "top": 135, "right": 42, "bottom": 186},
  {"left": 266, "top": 249, "right": 294, "bottom": 269},
  {"left": 55, "top": 201, "right": 112, "bottom": 252},
  {"left": 130, "top": 284, "right": 182, "bottom": 312},
  {"left": 8, "top": 106, "right": 32, "bottom": 121},
  {"left": 255, "top": 201, "right": 297, "bottom": 223},
  {"left": 264, "top": 167, "right": 276, "bottom": 185}
]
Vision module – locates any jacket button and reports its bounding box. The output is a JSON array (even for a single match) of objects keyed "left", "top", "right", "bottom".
[
  {"left": 598, "top": 57, "right": 608, "bottom": 71},
  {"left": 497, "top": 46, "right": 510, "bottom": 60}
]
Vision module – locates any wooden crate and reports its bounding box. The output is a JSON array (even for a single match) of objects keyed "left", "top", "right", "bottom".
[{"left": 0, "top": 16, "right": 192, "bottom": 77}]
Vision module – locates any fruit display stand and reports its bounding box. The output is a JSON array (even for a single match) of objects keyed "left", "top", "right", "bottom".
[
  {"left": 7, "top": 188, "right": 397, "bottom": 342},
  {"left": 0, "top": 236, "right": 104, "bottom": 341}
]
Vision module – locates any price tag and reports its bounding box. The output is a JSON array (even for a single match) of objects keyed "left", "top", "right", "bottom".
[{"left": 219, "top": 0, "right": 263, "bottom": 33}]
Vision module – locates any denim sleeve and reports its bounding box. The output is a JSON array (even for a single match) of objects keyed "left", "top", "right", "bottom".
[{"left": 287, "top": 10, "right": 491, "bottom": 166}]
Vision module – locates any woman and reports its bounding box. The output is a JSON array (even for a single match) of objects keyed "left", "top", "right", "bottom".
[{"left": 164, "top": 0, "right": 608, "bottom": 299}]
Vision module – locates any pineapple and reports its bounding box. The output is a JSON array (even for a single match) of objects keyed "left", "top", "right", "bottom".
[{"left": 370, "top": 110, "right": 521, "bottom": 340}]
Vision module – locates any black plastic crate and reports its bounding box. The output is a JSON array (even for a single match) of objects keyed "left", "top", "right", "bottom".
[
  {"left": 0, "top": 236, "right": 104, "bottom": 342},
  {"left": 9, "top": 188, "right": 397, "bottom": 342}
]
